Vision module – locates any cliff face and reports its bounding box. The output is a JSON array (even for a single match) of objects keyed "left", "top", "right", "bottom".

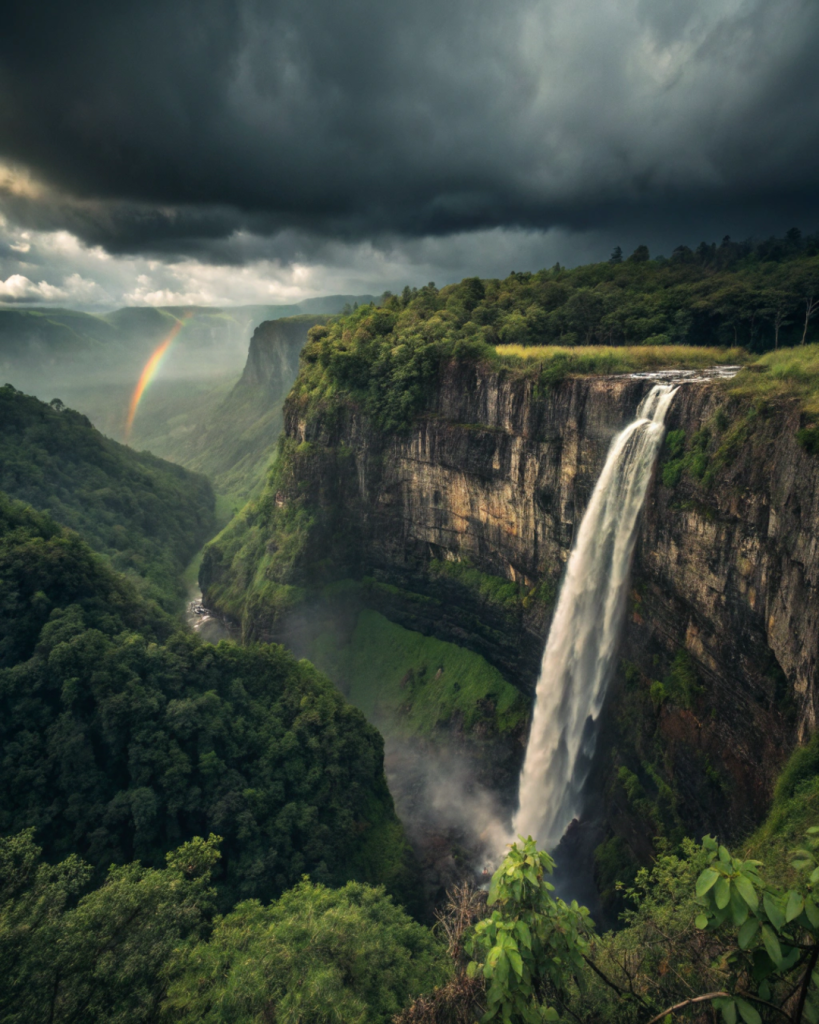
[
  {"left": 204, "top": 359, "right": 819, "bottom": 846},
  {"left": 240, "top": 316, "right": 327, "bottom": 396},
  {"left": 165, "top": 315, "right": 328, "bottom": 500}
]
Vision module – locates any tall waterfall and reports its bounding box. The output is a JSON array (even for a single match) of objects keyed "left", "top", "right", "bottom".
[{"left": 512, "top": 384, "right": 678, "bottom": 850}]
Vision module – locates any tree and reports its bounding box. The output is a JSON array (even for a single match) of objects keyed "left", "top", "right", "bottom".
[
  {"left": 671, "top": 245, "right": 694, "bottom": 265},
  {"left": 0, "top": 830, "right": 220, "bottom": 1024},
  {"left": 787, "top": 227, "right": 803, "bottom": 251},
  {"left": 627, "top": 245, "right": 650, "bottom": 263},
  {"left": 0, "top": 495, "right": 415, "bottom": 910},
  {"left": 164, "top": 879, "right": 449, "bottom": 1024},
  {"left": 761, "top": 290, "right": 794, "bottom": 349},
  {"left": 465, "top": 837, "right": 594, "bottom": 1023},
  {"left": 565, "top": 288, "right": 608, "bottom": 343},
  {"left": 460, "top": 277, "right": 486, "bottom": 312},
  {"left": 609, "top": 246, "right": 623, "bottom": 264},
  {"left": 685, "top": 827, "right": 819, "bottom": 1024}
]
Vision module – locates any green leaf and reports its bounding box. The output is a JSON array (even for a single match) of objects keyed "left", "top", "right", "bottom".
[
  {"left": 805, "top": 899, "right": 819, "bottom": 928},
  {"left": 695, "top": 913, "right": 709, "bottom": 930},
  {"left": 811, "top": 866, "right": 819, "bottom": 885},
  {"left": 786, "top": 890, "right": 805, "bottom": 922},
  {"left": 715, "top": 875, "right": 731, "bottom": 910},
  {"left": 762, "top": 924, "right": 783, "bottom": 966},
  {"left": 763, "top": 893, "right": 785, "bottom": 931},
  {"left": 751, "top": 948, "right": 776, "bottom": 983},
  {"left": 719, "top": 845, "right": 732, "bottom": 864},
  {"left": 515, "top": 920, "right": 532, "bottom": 950},
  {"left": 735, "top": 998, "right": 761, "bottom": 1024},
  {"left": 738, "top": 918, "right": 760, "bottom": 949},
  {"left": 696, "top": 867, "right": 720, "bottom": 896},
  {"left": 703, "top": 834, "right": 718, "bottom": 851},
  {"left": 467, "top": 961, "right": 479, "bottom": 978},
  {"left": 714, "top": 997, "right": 737, "bottom": 1024},
  {"left": 542, "top": 1010, "right": 559, "bottom": 1022},
  {"left": 730, "top": 886, "right": 749, "bottom": 926},
  {"left": 734, "top": 874, "right": 759, "bottom": 911},
  {"left": 806, "top": 826, "right": 819, "bottom": 834},
  {"left": 507, "top": 949, "right": 523, "bottom": 979}
]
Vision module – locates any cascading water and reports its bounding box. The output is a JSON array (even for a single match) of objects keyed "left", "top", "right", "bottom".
[{"left": 511, "top": 383, "right": 678, "bottom": 851}]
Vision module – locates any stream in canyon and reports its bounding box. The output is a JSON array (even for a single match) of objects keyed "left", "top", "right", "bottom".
[
  {"left": 186, "top": 590, "right": 235, "bottom": 643},
  {"left": 510, "top": 383, "right": 678, "bottom": 853}
]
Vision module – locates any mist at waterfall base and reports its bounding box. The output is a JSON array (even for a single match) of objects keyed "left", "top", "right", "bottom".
[{"left": 382, "top": 737, "right": 513, "bottom": 900}]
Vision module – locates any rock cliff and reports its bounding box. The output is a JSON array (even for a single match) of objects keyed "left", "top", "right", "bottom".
[
  {"left": 163, "top": 314, "right": 328, "bottom": 500},
  {"left": 240, "top": 315, "right": 327, "bottom": 396},
  {"left": 203, "top": 357, "right": 819, "bottom": 857}
]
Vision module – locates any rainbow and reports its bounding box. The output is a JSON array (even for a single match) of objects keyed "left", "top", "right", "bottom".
[{"left": 124, "top": 314, "right": 191, "bottom": 441}]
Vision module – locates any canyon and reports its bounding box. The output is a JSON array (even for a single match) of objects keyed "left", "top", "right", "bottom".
[{"left": 202, "top": 351, "right": 819, "bottom": 893}]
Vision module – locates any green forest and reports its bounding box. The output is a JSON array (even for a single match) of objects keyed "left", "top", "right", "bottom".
[
  {"left": 281, "top": 231, "right": 817, "bottom": 436},
  {"left": 0, "top": 385, "right": 216, "bottom": 609}
]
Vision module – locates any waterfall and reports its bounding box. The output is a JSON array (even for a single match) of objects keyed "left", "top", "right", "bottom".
[{"left": 511, "top": 383, "right": 678, "bottom": 850}]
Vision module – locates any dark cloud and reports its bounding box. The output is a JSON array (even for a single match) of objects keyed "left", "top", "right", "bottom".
[{"left": 1, "top": 0, "right": 818, "bottom": 260}]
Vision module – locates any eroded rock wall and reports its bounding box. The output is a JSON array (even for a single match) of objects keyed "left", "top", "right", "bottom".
[
  {"left": 240, "top": 315, "right": 327, "bottom": 396},
  {"left": 207, "top": 359, "right": 819, "bottom": 842}
]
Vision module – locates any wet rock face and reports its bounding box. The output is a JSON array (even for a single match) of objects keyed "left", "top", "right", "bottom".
[
  {"left": 620, "top": 385, "right": 819, "bottom": 834},
  {"left": 219, "top": 358, "right": 819, "bottom": 841}
]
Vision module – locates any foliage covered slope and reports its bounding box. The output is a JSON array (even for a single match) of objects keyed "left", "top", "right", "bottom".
[
  {"left": 304, "top": 606, "right": 528, "bottom": 740},
  {"left": 0, "top": 831, "right": 444, "bottom": 1024},
  {"left": 125, "top": 315, "right": 329, "bottom": 505},
  {"left": 6, "top": 733, "right": 819, "bottom": 1024},
  {"left": 286, "top": 232, "right": 818, "bottom": 433},
  {"left": 0, "top": 384, "right": 216, "bottom": 609},
  {"left": 0, "top": 494, "right": 415, "bottom": 909}
]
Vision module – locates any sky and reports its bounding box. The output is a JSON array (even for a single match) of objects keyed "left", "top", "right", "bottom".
[{"left": 1, "top": 0, "right": 818, "bottom": 309}]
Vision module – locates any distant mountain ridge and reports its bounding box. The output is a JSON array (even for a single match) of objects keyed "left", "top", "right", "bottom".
[
  {"left": 129, "top": 315, "right": 329, "bottom": 502},
  {"left": 0, "top": 294, "right": 376, "bottom": 394}
]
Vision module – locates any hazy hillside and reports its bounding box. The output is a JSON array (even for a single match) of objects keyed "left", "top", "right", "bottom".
[
  {"left": 102, "top": 314, "right": 328, "bottom": 508},
  {"left": 0, "top": 295, "right": 376, "bottom": 445},
  {"left": 0, "top": 384, "right": 216, "bottom": 610}
]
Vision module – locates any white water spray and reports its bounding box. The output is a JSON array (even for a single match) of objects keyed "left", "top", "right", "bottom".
[{"left": 511, "top": 384, "right": 678, "bottom": 851}]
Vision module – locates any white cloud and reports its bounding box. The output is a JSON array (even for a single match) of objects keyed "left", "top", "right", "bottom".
[
  {"left": 0, "top": 274, "right": 68, "bottom": 301},
  {"left": 0, "top": 214, "right": 616, "bottom": 312},
  {"left": 9, "top": 232, "right": 31, "bottom": 253}
]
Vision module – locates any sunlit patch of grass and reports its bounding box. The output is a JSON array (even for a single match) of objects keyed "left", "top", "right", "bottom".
[
  {"left": 725, "top": 343, "right": 819, "bottom": 415},
  {"left": 305, "top": 608, "right": 528, "bottom": 737},
  {"left": 494, "top": 344, "right": 748, "bottom": 376}
]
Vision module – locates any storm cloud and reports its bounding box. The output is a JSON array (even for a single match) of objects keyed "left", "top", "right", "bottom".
[{"left": 1, "top": 0, "right": 818, "bottom": 297}]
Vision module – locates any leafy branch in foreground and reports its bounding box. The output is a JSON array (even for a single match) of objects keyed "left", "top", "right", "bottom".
[
  {"left": 443, "top": 826, "right": 819, "bottom": 1024},
  {"left": 465, "top": 836, "right": 595, "bottom": 1023},
  {"left": 691, "top": 828, "right": 819, "bottom": 1024}
]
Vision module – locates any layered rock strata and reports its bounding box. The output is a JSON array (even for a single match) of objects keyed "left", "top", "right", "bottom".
[{"left": 204, "top": 359, "right": 819, "bottom": 843}]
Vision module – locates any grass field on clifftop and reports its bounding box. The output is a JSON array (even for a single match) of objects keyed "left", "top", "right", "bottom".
[
  {"left": 494, "top": 343, "right": 748, "bottom": 376},
  {"left": 723, "top": 342, "right": 819, "bottom": 415}
]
